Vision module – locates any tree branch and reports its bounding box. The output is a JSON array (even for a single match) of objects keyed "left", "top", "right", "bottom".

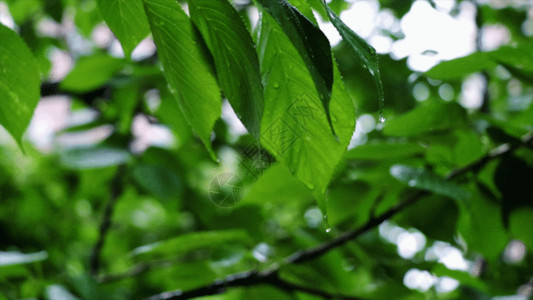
[
  {"left": 89, "top": 165, "right": 126, "bottom": 276},
  {"left": 144, "top": 132, "right": 532, "bottom": 299}
]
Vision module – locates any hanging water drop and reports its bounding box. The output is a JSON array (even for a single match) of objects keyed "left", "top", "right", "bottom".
[
  {"left": 379, "top": 115, "right": 386, "bottom": 123},
  {"left": 325, "top": 227, "right": 331, "bottom": 233}
]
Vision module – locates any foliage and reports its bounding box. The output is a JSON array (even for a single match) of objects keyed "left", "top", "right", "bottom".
[{"left": 0, "top": 0, "right": 532, "bottom": 299}]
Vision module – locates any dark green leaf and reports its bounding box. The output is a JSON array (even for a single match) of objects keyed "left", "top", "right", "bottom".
[
  {"left": 132, "top": 164, "right": 182, "bottom": 199},
  {"left": 96, "top": 0, "right": 150, "bottom": 57},
  {"left": 390, "top": 164, "right": 469, "bottom": 200},
  {"left": 323, "top": 2, "right": 384, "bottom": 119},
  {"left": 189, "top": 0, "right": 264, "bottom": 139},
  {"left": 257, "top": 0, "right": 335, "bottom": 132},
  {"left": 144, "top": 0, "right": 222, "bottom": 157},
  {"left": 0, "top": 23, "right": 40, "bottom": 148}
]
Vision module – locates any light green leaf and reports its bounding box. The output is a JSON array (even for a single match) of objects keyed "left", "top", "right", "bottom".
[
  {"left": 257, "top": 13, "right": 355, "bottom": 213},
  {"left": 0, "top": 23, "right": 41, "bottom": 148},
  {"left": 425, "top": 52, "right": 496, "bottom": 80},
  {"left": 0, "top": 251, "right": 48, "bottom": 267},
  {"left": 257, "top": 0, "right": 334, "bottom": 132},
  {"left": 426, "top": 43, "right": 533, "bottom": 80},
  {"left": 96, "top": 0, "right": 150, "bottom": 57},
  {"left": 323, "top": 1, "right": 384, "bottom": 118},
  {"left": 131, "top": 230, "right": 250, "bottom": 260},
  {"left": 390, "top": 164, "right": 469, "bottom": 200},
  {"left": 144, "top": 0, "right": 221, "bottom": 158},
  {"left": 189, "top": 0, "right": 263, "bottom": 139},
  {"left": 61, "top": 54, "right": 125, "bottom": 92},
  {"left": 383, "top": 101, "right": 466, "bottom": 137},
  {"left": 59, "top": 146, "right": 131, "bottom": 169}
]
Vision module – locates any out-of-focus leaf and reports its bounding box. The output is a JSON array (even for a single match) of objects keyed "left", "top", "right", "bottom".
[
  {"left": 390, "top": 164, "right": 469, "bottom": 200},
  {"left": 258, "top": 0, "right": 334, "bottom": 131},
  {"left": 59, "top": 146, "right": 130, "bottom": 169},
  {"left": 257, "top": 13, "right": 355, "bottom": 216},
  {"left": 61, "top": 54, "right": 125, "bottom": 92},
  {"left": 96, "top": 0, "right": 150, "bottom": 57},
  {"left": 45, "top": 285, "right": 80, "bottom": 300},
  {"left": 144, "top": 0, "right": 222, "bottom": 158},
  {"left": 0, "top": 251, "right": 47, "bottom": 267},
  {"left": 323, "top": 2, "right": 384, "bottom": 118},
  {"left": 383, "top": 101, "right": 466, "bottom": 137},
  {"left": 346, "top": 142, "right": 425, "bottom": 160},
  {"left": 6, "top": 0, "right": 40, "bottom": 23},
  {"left": 509, "top": 208, "right": 533, "bottom": 254},
  {"left": 426, "top": 43, "right": 533, "bottom": 80},
  {"left": 397, "top": 194, "right": 458, "bottom": 243},
  {"left": 131, "top": 230, "right": 250, "bottom": 260},
  {"left": 426, "top": 52, "right": 496, "bottom": 80},
  {"left": 457, "top": 183, "right": 508, "bottom": 260},
  {"left": 189, "top": 0, "right": 263, "bottom": 139},
  {"left": 432, "top": 264, "right": 488, "bottom": 292},
  {"left": 0, "top": 23, "right": 40, "bottom": 148},
  {"left": 132, "top": 164, "right": 182, "bottom": 199}
]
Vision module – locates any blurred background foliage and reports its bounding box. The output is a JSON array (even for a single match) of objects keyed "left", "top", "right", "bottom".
[{"left": 0, "top": 0, "right": 532, "bottom": 299}]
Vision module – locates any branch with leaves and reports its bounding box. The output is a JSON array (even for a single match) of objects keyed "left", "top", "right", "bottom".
[{"left": 144, "top": 132, "right": 533, "bottom": 300}]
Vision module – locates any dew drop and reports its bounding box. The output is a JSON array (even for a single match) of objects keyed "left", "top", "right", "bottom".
[
  {"left": 325, "top": 227, "right": 331, "bottom": 233},
  {"left": 273, "top": 83, "right": 280, "bottom": 89},
  {"left": 379, "top": 115, "right": 386, "bottom": 123},
  {"left": 408, "top": 179, "right": 417, "bottom": 187},
  {"left": 305, "top": 183, "right": 315, "bottom": 190}
]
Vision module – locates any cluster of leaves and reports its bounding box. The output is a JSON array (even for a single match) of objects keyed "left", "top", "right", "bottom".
[{"left": 1, "top": 0, "right": 532, "bottom": 299}]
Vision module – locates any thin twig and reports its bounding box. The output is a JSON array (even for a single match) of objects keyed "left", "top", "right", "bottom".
[
  {"left": 89, "top": 165, "right": 126, "bottom": 276},
  {"left": 145, "top": 133, "right": 532, "bottom": 300}
]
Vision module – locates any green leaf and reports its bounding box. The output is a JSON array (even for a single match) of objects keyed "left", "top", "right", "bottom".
[
  {"left": 96, "top": 0, "right": 150, "bottom": 58},
  {"left": 131, "top": 230, "right": 250, "bottom": 260},
  {"left": 390, "top": 164, "right": 469, "bottom": 200},
  {"left": 323, "top": 2, "right": 384, "bottom": 119},
  {"left": 188, "top": 0, "right": 264, "bottom": 139},
  {"left": 425, "top": 52, "right": 496, "bottom": 80},
  {"left": 59, "top": 146, "right": 131, "bottom": 170},
  {"left": 0, "top": 251, "right": 48, "bottom": 267},
  {"left": 61, "top": 54, "right": 125, "bottom": 92},
  {"left": 132, "top": 163, "right": 182, "bottom": 199},
  {"left": 257, "top": 0, "right": 335, "bottom": 132},
  {"left": 510, "top": 208, "right": 533, "bottom": 254},
  {"left": 383, "top": 101, "right": 466, "bottom": 137},
  {"left": 144, "top": 0, "right": 221, "bottom": 158},
  {"left": 346, "top": 142, "right": 425, "bottom": 160},
  {"left": 425, "top": 43, "right": 533, "bottom": 80},
  {"left": 457, "top": 183, "right": 508, "bottom": 260},
  {"left": 0, "top": 23, "right": 41, "bottom": 148},
  {"left": 257, "top": 13, "right": 355, "bottom": 213}
]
